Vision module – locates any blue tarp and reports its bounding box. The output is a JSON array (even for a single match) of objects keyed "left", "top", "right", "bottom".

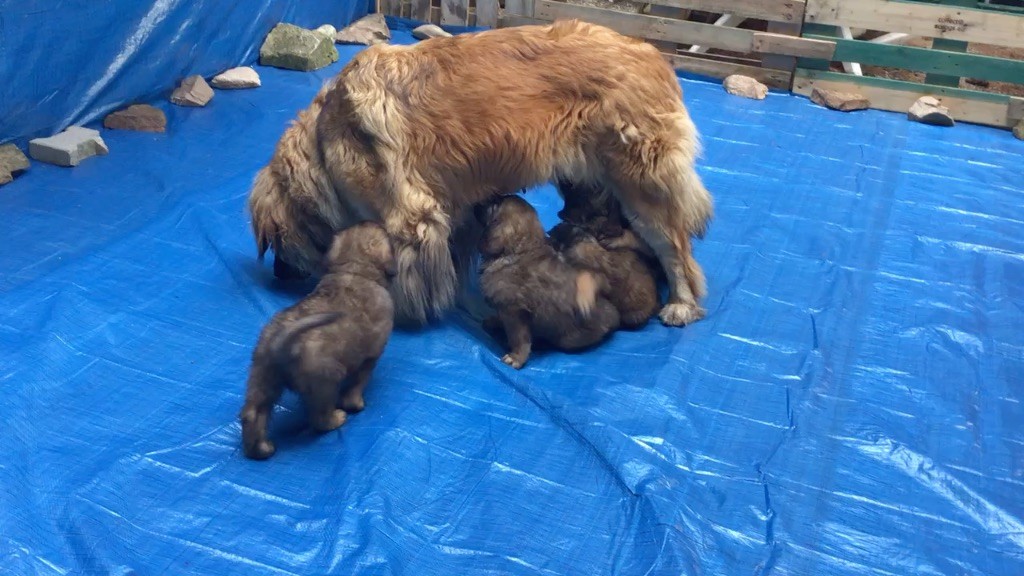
[
  {"left": 3, "top": 16, "right": 1024, "bottom": 576},
  {"left": 0, "top": 0, "right": 370, "bottom": 146}
]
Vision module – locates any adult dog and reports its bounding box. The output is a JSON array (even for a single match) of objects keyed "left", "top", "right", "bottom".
[{"left": 248, "top": 19, "right": 713, "bottom": 326}]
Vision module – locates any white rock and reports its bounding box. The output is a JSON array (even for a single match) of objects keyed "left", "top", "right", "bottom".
[
  {"left": 412, "top": 24, "right": 452, "bottom": 40},
  {"left": 315, "top": 24, "right": 337, "bottom": 38},
  {"left": 29, "top": 127, "right": 109, "bottom": 167},
  {"left": 908, "top": 96, "right": 954, "bottom": 127},
  {"left": 211, "top": 66, "right": 261, "bottom": 89},
  {"left": 722, "top": 75, "right": 768, "bottom": 100}
]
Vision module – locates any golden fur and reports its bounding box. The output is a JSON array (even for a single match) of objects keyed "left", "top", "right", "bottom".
[{"left": 248, "top": 20, "right": 713, "bottom": 326}]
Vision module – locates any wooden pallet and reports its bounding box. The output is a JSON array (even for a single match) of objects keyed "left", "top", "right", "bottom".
[{"left": 795, "top": 0, "right": 1024, "bottom": 128}]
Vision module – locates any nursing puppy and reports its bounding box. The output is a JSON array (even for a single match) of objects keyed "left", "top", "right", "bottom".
[
  {"left": 239, "top": 222, "right": 396, "bottom": 460},
  {"left": 548, "top": 222, "right": 660, "bottom": 329},
  {"left": 477, "top": 196, "right": 619, "bottom": 369},
  {"left": 248, "top": 19, "right": 713, "bottom": 328}
]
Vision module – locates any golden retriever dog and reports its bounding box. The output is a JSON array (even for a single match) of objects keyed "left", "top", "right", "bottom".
[{"left": 248, "top": 19, "right": 713, "bottom": 327}]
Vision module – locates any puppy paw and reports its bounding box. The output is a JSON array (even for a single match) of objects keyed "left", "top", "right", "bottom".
[
  {"left": 244, "top": 440, "right": 276, "bottom": 461},
  {"left": 340, "top": 396, "right": 366, "bottom": 413},
  {"left": 658, "top": 302, "right": 706, "bottom": 326},
  {"left": 312, "top": 409, "right": 347, "bottom": 432},
  {"left": 501, "top": 353, "right": 526, "bottom": 370}
]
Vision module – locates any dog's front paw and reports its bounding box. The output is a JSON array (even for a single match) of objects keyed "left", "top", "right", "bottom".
[
  {"left": 312, "top": 409, "right": 347, "bottom": 432},
  {"left": 340, "top": 395, "right": 365, "bottom": 413},
  {"left": 659, "top": 302, "right": 706, "bottom": 326},
  {"left": 501, "top": 353, "right": 526, "bottom": 369}
]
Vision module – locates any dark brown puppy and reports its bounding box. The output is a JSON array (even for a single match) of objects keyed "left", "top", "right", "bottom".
[
  {"left": 239, "top": 222, "right": 396, "bottom": 460},
  {"left": 476, "top": 195, "right": 619, "bottom": 369},
  {"left": 548, "top": 222, "right": 660, "bottom": 329}
]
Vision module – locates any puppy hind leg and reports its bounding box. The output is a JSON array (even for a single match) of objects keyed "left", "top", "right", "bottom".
[
  {"left": 239, "top": 369, "right": 284, "bottom": 460},
  {"left": 498, "top": 309, "right": 532, "bottom": 369},
  {"left": 339, "top": 357, "right": 378, "bottom": 413},
  {"left": 304, "top": 368, "right": 348, "bottom": 433}
]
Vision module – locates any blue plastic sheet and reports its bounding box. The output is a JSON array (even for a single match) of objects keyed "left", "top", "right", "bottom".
[
  {"left": 3, "top": 19, "right": 1024, "bottom": 576},
  {"left": 0, "top": 0, "right": 369, "bottom": 146}
]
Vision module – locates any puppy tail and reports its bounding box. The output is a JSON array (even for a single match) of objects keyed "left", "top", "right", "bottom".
[
  {"left": 574, "top": 271, "right": 598, "bottom": 318},
  {"left": 268, "top": 312, "right": 345, "bottom": 373}
]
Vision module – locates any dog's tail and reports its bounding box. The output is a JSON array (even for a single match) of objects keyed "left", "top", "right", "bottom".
[
  {"left": 574, "top": 271, "right": 598, "bottom": 318},
  {"left": 267, "top": 312, "right": 344, "bottom": 374}
]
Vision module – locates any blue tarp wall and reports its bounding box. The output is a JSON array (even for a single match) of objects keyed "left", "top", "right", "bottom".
[
  {"left": 2, "top": 5, "right": 1024, "bottom": 576},
  {"left": 0, "top": 0, "right": 370, "bottom": 146}
]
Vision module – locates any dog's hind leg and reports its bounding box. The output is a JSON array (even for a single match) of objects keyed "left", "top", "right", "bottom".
[
  {"left": 498, "top": 309, "right": 532, "bottom": 369},
  {"left": 339, "top": 357, "right": 377, "bottom": 413},
  {"left": 604, "top": 129, "right": 712, "bottom": 327},
  {"left": 239, "top": 369, "right": 284, "bottom": 460},
  {"left": 304, "top": 367, "right": 349, "bottom": 433}
]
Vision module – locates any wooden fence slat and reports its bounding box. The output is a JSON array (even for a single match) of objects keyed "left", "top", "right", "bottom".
[
  {"left": 644, "top": 0, "right": 805, "bottom": 23},
  {"left": 441, "top": 0, "right": 470, "bottom": 25},
  {"left": 805, "top": 0, "right": 1024, "bottom": 50},
  {"left": 411, "top": 0, "right": 432, "bottom": 22},
  {"left": 665, "top": 52, "right": 793, "bottom": 88},
  {"left": 806, "top": 34, "right": 1024, "bottom": 86},
  {"left": 1009, "top": 97, "right": 1024, "bottom": 121},
  {"left": 533, "top": 0, "right": 755, "bottom": 53},
  {"left": 476, "top": 0, "right": 499, "bottom": 27},
  {"left": 752, "top": 32, "right": 835, "bottom": 59},
  {"left": 499, "top": 13, "right": 548, "bottom": 27}
]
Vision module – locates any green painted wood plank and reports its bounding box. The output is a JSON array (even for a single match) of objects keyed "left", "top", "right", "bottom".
[
  {"left": 926, "top": 38, "right": 968, "bottom": 87},
  {"left": 795, "top": 68, "right": 1012, "bottom": 104},
  {"left": 804, "top": 35, "right": 1024, "bottom": 86}
]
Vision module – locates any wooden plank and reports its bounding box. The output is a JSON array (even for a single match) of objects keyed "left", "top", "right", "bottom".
[
  {"left": 504, "top": 0, "right": 534, "bottom": 17},
  {"left": 752, "top": 32, "right": 835, "bottom": 59},
  {"left": 476, "top": 0, "right": 499, "bottom": 27},
  {"left": 806, "top": 34, "right": 1024, "bottom": 86},
  {"left": 666, "top": 53, "right": 792, "bottom": 89},
  {"left": 925, "top": 38, "right": 967, "bottom": 87},
  {"left": 498, "top": 14, "right": 548, "bottom": 27},
  {"left": 793, "top": 68, "right": 1014, "bottom": 128},
  {"left": 533, "top": 1, "right": 755, "bottom": 53},
  {"left": 761, "top": 21, "right": 802, "bottom": 76},
  {"left": 441, "top": 0, "right": 470, "bottom": 25},
  {"left": 380, "top": 0, "right": 404, "bottom": 16},
  {"left": 411, "top": 0, "right": 432, "bottom": 22},
  {"left": 1010, "top": 97, "right": 1024, "bottom": 121},
  {"left": 805, "top": 0, "right": 1024, "bottom": 50},
  {"left": 643, "top": 0, "right": 805, "bottom": 22}
]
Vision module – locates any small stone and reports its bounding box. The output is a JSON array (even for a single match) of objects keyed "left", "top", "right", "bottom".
[
  {"left": 171, "top": 75, "right": 214, "bottom": 107},
  {"left": 722, "top": 75, "right": 768, "bottom": 100},
  {"left": 412, "top": 24, "right": 452, "bottom": 40},
  {"left": 260, "top": 23, "right": 340, "bottom": 71},
  {"left": 0, "top": 143, "right": 30, "bottom": 185},
  {"left": 1014, "top": 120, "right": 1024, "bottom": 141},
  {"left": 335, "top": 13, "right": 390, "bottom": 46},
  {"left": 211, "top": 66, "right": 261, "bottom": 89},
  {"left": 103, "top": 104, "right": 167, "bottom": 132},
  {"left": 810, "top": 87, "right": 870, "bottom": 112},
  {"left": 29, "top": 127, "right": 109, "bottom": 167},
  {"left": 314, "top": 24, "right": 337, "bottom": 38},
  {"left": 908, "top": 96, "right": 954, "bottom": 127}
]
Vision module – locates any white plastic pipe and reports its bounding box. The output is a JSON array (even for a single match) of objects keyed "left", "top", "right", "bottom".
[{"left": 688, "top": 14, "right": 745, "bottom": 54}]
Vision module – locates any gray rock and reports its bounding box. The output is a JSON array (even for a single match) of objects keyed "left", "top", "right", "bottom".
[
  {"left": 260, "top": 23, "right": 340, "bottom": 71},
  {"left": 412, "top": 24, "right": 452, "bottom": 40},
  {"left": 314, "top": 24, "right": 337, "bottom": 38},
  {"left": 335, "top": 13, "right": 390, "bottom": 46},
  {"left": 908, "top": 96, "right": 954, "bottom": 127},
  {"left": 723, "top": 75, "right": 768, "bottom": 100},
  {"left": 1014, "top": 120, "right": 1024, "bottom": 141},
  {"left": 29, "top": 126, "right": 109, "bottom": 167},
  {"left": 211, "top": 66, "right": 261, "bottom": 89},
  {"left": 810, "top": 87, "right": 870, "bottom": 112},
  {"left": 171, "top": 75, "right": 214, "bottom": 107},
  {"left": 103, "top": 104, "right": 167, "bottom": 132},
  {"left": 0, "top": 143, "right": 30, "bottom": 185}
]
